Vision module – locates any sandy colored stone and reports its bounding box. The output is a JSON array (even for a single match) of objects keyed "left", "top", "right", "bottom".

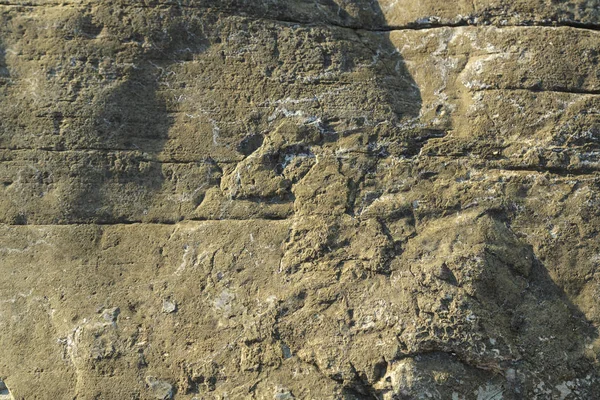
[{"left": 0, "top": 0, "right": 599, "bottom": 399}]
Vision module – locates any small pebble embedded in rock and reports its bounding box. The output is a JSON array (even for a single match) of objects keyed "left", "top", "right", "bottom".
[
  {"left": 274, "top": 388, "right": 295, "bottom": 400},
  {"left": 101, "top": 307, "right": 120, "bottom": 323},
  {"left": 146, "top": 376, "right": 173, "bottom": 400},
  {"left": 162, "top": 299, "right": 177, "bottom": 313},
  {"left": 0, "top": 379, "right": 12, "bottom": 400}
]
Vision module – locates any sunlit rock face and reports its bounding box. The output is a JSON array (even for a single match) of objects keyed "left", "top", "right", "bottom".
[{"left": 1, "top": 1, "right": 599, "bottom": 399}]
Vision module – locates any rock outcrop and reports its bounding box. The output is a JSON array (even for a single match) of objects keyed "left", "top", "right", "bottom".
[{"left": 1, "top": 0, "right": 599, "bottom": 399}]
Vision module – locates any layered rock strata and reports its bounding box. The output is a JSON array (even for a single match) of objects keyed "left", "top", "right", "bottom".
[{"left": 1, "top": 1, "right": 600, "bottom": 399}]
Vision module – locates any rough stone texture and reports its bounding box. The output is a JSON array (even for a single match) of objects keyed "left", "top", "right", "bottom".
[{"left": 0, "top": 0, "right": 599, "bottom": 399}]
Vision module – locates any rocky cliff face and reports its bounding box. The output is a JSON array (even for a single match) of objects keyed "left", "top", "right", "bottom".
[{"left": 1, "top": 1, "right": 600, "bottom": 399}]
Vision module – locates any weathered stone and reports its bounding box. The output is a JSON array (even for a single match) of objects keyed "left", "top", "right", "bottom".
[{"left": 0, "top": 0, "right": 599, "bottom": 399}]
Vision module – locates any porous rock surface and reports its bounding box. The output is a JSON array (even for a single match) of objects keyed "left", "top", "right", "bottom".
[{"left": 1, "top": 0, "right": 600, "bottom": 399}]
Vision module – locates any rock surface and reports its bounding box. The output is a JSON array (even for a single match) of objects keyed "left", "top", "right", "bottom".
[{"left": 1, "top": 0, "right": 600, "bottom": 399}]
